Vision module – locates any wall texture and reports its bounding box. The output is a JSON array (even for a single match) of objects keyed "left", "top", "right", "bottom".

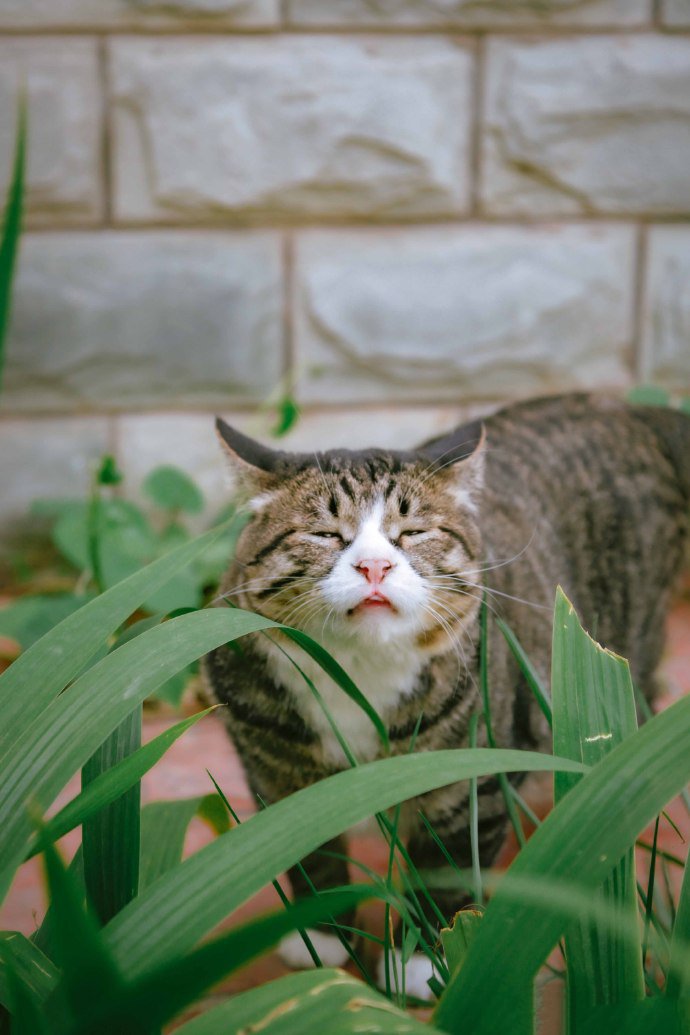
[{"left": 1, "top": 1, "right": 689, "bottom": 539}]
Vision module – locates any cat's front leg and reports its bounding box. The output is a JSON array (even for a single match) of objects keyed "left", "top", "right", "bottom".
[
  {"left": 374, "top": 779, "right": 509, "bottom": 1000},
  {"left": 406, "top": 775, "right": 510, "bottom": 926},
  {"left": 279, "top": 834, "right": 355, "bottom": 969}
]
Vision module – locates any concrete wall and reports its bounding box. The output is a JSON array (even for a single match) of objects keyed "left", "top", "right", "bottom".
[{"left": 1, "top": 2, "right": 689, "bottom": 537}]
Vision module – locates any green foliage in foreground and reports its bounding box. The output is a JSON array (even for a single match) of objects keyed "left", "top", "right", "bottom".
[
  {"left": 0, "top": 97, "right": 25, "bottom": 392},
  {"left": 0, "top": 459, "right": 243, "bottom": 705},
  {"left": 0, "top": 533, "right": 688, "bottom": 1034}
]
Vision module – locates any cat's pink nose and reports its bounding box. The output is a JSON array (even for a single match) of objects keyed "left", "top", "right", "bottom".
[{"left": 354, "top": 558, "right": 393, "bottom": 584}]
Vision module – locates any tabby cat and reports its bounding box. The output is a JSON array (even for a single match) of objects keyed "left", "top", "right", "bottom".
[{"left": 203, "top": 393, "right": 690, "bottom": 991}]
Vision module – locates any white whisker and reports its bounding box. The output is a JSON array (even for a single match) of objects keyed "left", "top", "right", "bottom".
[{"left": 429, "top": 576, "right": 549, "bottom": 613}]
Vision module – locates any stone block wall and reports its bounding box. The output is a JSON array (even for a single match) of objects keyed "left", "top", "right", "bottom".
[{"left": 0, "top": 2, "right": 689, "bottom": 540}]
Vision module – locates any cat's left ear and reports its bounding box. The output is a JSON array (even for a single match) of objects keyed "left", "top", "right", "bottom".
[
  {"left": 420, "top": 420, "right": 486, "bottom": 507},
  {"left": 215, "top": 418, "right": 287, "bottom": 502}
]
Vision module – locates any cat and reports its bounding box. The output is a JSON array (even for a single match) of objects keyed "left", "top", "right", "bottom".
[{"left": 203, "top": 392, "right": 690, "bottom": 994}]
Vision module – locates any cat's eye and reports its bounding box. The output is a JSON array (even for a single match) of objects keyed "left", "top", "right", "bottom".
[
  {"left": 311, "top": 530, "right": 343, "bottom": 541},
  {"left": 397, "top": 529, "right": 429, "bottom": 546}
]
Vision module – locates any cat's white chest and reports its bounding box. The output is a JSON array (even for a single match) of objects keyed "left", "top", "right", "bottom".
[{"left": 263, "top": 637, "right": 424, "bottom": 766}]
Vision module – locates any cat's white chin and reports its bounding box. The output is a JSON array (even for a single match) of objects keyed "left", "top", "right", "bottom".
[{"left": 333, "top": 602, "right": 425, "bottom": 646}]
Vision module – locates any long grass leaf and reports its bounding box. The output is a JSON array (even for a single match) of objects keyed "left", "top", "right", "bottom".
[
  {"left": 18, "top": 797, "right": 225, "bottom": 1012},
  {"left": 269, "top": 626, "right": 389, "bottom": 752},
  {"left": 2, "top": 962, "right": 49, "bottom": 1035},
  {"left": 0, "top": 609, "right": 272, "bottom": 904},
  {"left": 102, "top": 749, "right": 583, "bottom": 982},
  {"left": 139, "top": 796, "right": 219, "bottom": 892},
  {"left": 433, "top": 695, "right": 690, "bottom": 1035},
  {"left": 497, "top": 616, "right": 552, "bottom": 727},
  {"left": 66, "top": 887, "right": 377, "bottom": 1035},
  {"left": 468, "top": 713, "right": 482, "bottom": 907},
  {"left": 31, "top": 848, "right": 84, "bottom": 961},
  {"left": 479, "top": 598, "right": 526, "bottom": 849},
  {"left": 0, "top": 933, "right": 57, "bottom": 1011},
  {"left": 27, "top": 710, "right": 214, "bottom": 858},
  {"left": 81, "top": 708, "right": 141, "bottom": 925},
  {"left": 40, "top": 839, "right": 123, "bottom": 1025},
  {"left": 174, "top": 968, "right": 438, "bottom": 1035},
  {"left": 667, "top": 858, "right": 690, "bottom": 998},
  {"left": 0, "top": 526, "right": 225, "bottom": 760},
  {"left": 0, "top": 97, "right": 26, "bottom": 389},
  {"left": 440, "top": 910, "right": 482, "bottom": 980},
  {"left": 579, "top": 997, "right": 689, "bottom": 1034},
  {"left": 552, "top": 588, "right": 644, "bottom": 1026},
  {"left": 208, "top": 773, "right": 326, "bottom": 972}
]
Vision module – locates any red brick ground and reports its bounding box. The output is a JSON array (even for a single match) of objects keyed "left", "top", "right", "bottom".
[{"left": 1, "top": 597, "right": 689, "bottom": 1032}]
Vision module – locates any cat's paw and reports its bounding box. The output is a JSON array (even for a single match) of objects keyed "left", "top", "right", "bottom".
[
  {"left": 278, "top": 929, "right": 351, "bottom": 969},
  {"left": 375, "top": 950, "right": 436, "bottom": 1002}
]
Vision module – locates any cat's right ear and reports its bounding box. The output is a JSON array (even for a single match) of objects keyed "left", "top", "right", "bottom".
[{"left": 215, "top": 418, "right": 282, "bottom": 502}]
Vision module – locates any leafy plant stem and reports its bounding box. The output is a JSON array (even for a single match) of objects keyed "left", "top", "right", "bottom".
[
  {"left": 205, "top": 771, "right": 323, "bottom": 971},
  {"left": 0, "top": 95, "right": 26, "bottom": 392},
  {"left": 496, "top": 616, "right": 552, "bottom": 727},
  {"left": 87, "top": 473, "right": 105, "bottom": 596},
  {"left": 383, "top": 800, "right": 402, "bottom": 1002},
  {"left": 641, "top": 816, "right": 660, "bottom": 981},
  {"left": 479, "top": 596, "right": 526, "bottom": 848},
  {"left": 468, "top": 713, "right": 483, "bottom": 907},
  {"left": 509, "top": 785, "right": 541, "bottom": 829},
  {"left": 666, "top": 826, "right": 690, "bottom": 998}
]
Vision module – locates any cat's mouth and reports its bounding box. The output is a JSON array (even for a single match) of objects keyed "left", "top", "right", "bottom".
[{"left": 348, "top": 592, "right": 397, "bottom": 615}]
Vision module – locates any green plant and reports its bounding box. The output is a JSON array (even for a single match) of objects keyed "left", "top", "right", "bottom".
[
  {"left": 627, "top": 385, "right": 690, "bottom": 415},
  {"left": 0, "top": 530, "right": 688, "bottom": 1034},
  {"left": 0, "top": 459, "right": 243, "bottom": 706},
  {"left": 0, "top": 98, "right": 26, "bottom": 393}
]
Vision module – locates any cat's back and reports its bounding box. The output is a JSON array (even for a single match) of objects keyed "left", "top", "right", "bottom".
[
  {"left": 465, "top": 393, "right": 688, "bottom": 534},
  {"left": 471, "top": 393, "right": 690, "bottom": 675},
  {"left": 483, "top": 393, "right": 690, "bottom": 502}
]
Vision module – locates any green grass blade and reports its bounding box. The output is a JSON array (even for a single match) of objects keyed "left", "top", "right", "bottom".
[
  {"left": 668, "top": 859, "right": 690, "bottom": 998},
  {"left": 433, "top": 695, "right": 690, "bottom": 1035},
  {"left": 552, "top": 588, "right": 639, "bottom": 791},
  {"left": 41, "top": 839, "right": 123, "bottom": 1025},
  {"left": 580, "top": 997, "right": 690, "bottom": 1035},
  {"left": 497, "top": 616, "right": 552, "bottom": 727},
  {"left": 31, "top": 848, "right": 84, "bottom": 961},
  {"left": 102, "top": 749, "right": 583, "bottom": 982},
  {"left": 0, "top": 525, "right": 225, "bottom": 761},
  {"left": 270, "top": 626, "right": 389, "bottom": 752},
  {"left": 0, "top": 608, "right": 272, "bottom": 905},
  {"left": 139, "top": 796, "right": 220, "bottom": 892},
  {"left": 641, "top": 816, "right": 661, "bottom": 989},
  {"left": 207, "top": 774, "right": 325, "bottom": 973},
  {"left": 81, "top": 708, "right": 141, "bottom": 926},
  {"left": 468, "top": 713, "right": 482, "bottom": 907},
  {"left": 552, "top": 588, "right": 644, "bottom": 1024},
  {"left": 17, "top": 797, "right": 225, "bottom": 1013},
  {"left": 2, "top": 963, "right": 49, "bottom": 1035},
  {"left": 440, "top": 910, "right": 482, "bottom": 979},
  {"left": 27, "top": 710, "right": 215, "bottom": 858},
  {"left": 0, "top": 97, "right": 26, "bottom": 391},
  {"left": 174, "top": 969, "right": 439, "bottom": 1035},
  {"left": 66, "top": 888, "right": 378, "bottom": 1035},
  {"left": 0, "top": 933, "right": 57, "bottom": 1011},
  {"left": 479, "top": 599, "right": 526, "bottom": 850}
]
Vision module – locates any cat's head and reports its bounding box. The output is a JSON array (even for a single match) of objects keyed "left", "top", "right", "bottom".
[{"left": 216, "top": 419, "right": 485, "bottom": 656}]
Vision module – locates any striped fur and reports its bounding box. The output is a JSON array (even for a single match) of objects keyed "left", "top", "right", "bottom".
[{"left": 204, "top": 393, "right": 690, "bottom": 928}]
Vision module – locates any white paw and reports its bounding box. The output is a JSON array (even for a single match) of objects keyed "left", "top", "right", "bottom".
[
  {"left": 376, "top": 950, "right": 436, "bottom": 1001},
  {"left": 278, "top": 929, "right": 351, "bottom": 970}
]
